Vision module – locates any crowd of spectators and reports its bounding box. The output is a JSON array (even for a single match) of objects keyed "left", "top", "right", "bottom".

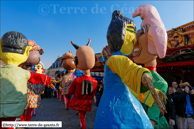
[{"left": 165, "top": 81, "right": 194, "bottom": 129}]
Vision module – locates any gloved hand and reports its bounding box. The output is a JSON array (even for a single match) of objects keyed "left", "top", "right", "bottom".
[
  {"left": 169, "top": 119, "right": 175, "bottom": 126},
  {"left": 49, "top": 81, "right": 55, "bottom": 89}
]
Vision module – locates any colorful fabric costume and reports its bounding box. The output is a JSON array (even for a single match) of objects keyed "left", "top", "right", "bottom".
[
  {"left": 61, "top": 73, "right": 73, "bottom": 95},
  {"left": 140, "top": 68, "right": 169, "bottom": 129},
  {"left": 26, "top": 63, "right": 46, "bottom": 109},
  {"left": 0, "top": 64, "right": 30, "bottom": 118},
  {"left": 69, "top": 38, "right": 97, "bottom": 129},
  {"left": 20, "top": 72, "right": 51, "bottom": 121},
  {"left": 61, "top": 72, "right": 73, "bottom": 108},
  {"left": 20, "top": 41, "right": 52, "bottom": 122},
  {"left": 66, "top": 75, "right": 98, "bottom": 128},
  {"left": 94, "top": 53, "right": 153, "bottom": 129},
  {"left": 74, "top": 69, "right": 84, "bottom": 78},
  {"left": 131, "top": 4, "right": 169, "bottom": 129},
  {"left": 26, "top": 82, "right": 45, "bottom": 108}
]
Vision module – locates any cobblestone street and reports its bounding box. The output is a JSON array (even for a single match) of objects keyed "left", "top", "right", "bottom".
[{"left": 30, "top": 97, "right": 98, "bottom": 129}]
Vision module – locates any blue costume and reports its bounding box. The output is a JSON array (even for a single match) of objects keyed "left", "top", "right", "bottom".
[{"left": 94, "top": 52, "right": 153, "bottom": 129}]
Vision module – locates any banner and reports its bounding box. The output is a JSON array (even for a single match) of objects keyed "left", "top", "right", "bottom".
[{"left": 158, "top": 21, "right": 194, "bottom": 64}]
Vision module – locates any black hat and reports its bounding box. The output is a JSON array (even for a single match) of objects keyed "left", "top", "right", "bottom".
[
  {"left": 1, "top": 31, "right": 28, "bottom": 54},
  {"left": 107, "top": 10, "right": 136, "bottom": 53}
]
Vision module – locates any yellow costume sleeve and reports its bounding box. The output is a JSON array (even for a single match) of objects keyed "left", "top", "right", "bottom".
[
  {"left": 107, "top": 55, "right": 151, "bottom": 95},
  {"left": 52, "top": 80, "right": 60, "bottom": 83}
]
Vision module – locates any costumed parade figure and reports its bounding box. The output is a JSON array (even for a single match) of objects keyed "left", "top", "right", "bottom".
[
  {"left": 20, "top": 40, "right": 55, "bottom": 121},
  {"left": 94, "top": 10, "right": 166, "bottom": 129},
  {"left": 60, "top": 52, "right": 75, "bottom": 109},
  {"left": 66, "top": 39, "right": 98, "bottom": 129},
  {"left": 132, "top": 4, "right": 169, "bottom": 128},
  {"left": 0, "top": 31, "right": 32, "bottom": 129},
  {"left": 31, "top": 62, "right": 45, "bottom": 116},
  {"left": 59, "top": 71, "right": 65, "bottom": 102},
  {"left": 53, "top": 71, "right": 61, "bottom": 99},
  {"left": 35, "top": 61, "right": 46, "bottom": 101}
]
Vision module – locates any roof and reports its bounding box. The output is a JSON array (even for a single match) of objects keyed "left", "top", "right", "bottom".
[
  {"left": 167, "top": 21, "right": 194, "bottom": 33},
  {"left": 48, "top": 57, "right": 63, "bottom": 69}
]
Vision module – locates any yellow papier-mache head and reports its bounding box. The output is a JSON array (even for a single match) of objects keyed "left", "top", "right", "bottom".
[
  {"left": 0, "top": 31, "right": 32, "bottom": 66},
  {"left": 120, "top": 24, "right": 137, "bottom": 55},
  {"left": 35, "top": 61, "right": 44, "bottom": 74}
]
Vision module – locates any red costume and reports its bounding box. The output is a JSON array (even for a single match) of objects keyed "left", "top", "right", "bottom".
[
  {"left": 20, "top": 72, "right": 51, "bottom": 121},
  {"left": 66, "top": 38, "right": 97, "bottom": 129},
  {"left": 29, "top": 72, "right": 51, "bottom": 85},
  {"left": 66, "top": 75, "right": 98, "bottom": 129}
]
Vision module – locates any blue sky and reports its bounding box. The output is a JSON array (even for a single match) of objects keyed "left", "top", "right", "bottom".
[{"left": 1, "top": 1, "right": 193, "bottom": 69}]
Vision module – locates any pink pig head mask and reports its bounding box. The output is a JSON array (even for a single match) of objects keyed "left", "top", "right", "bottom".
[{"left": 132, "top": 4, "right": 167, "bottom": 63}]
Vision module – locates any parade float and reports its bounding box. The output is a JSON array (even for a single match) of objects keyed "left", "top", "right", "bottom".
[{"left": 91, "top": 21, "right": 194, "bottom": 86}]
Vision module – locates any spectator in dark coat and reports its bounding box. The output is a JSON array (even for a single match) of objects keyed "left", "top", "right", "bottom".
[
  {"left": 173, "top": 82, "right": 194, "bottom": 129},
  {"left": 97, "top": 79, "right": 104, "bottom": 106},
  {"left": 172, "top": 81, "right": 179, "bottom": 90},
  {"left": 165, "top": 86, "right": 176, "bottom": 129}
]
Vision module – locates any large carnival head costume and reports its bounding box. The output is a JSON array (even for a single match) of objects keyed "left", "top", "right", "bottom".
[
  {"left": 21, "top": 40, "right": 44, "bottom": 70},
  {"left": 25, "top": 40, "right": 44, "bottom": 65},
  {"left": 35, "top": 61, "right": 45, "bottom": 74},
  {"left": 71, "top": 39, "right": 95, "bottom": 71},
  {"left": 132, "top": 4, "right": 167, "bottom": 64},
  {"left": 61, "top": 52, "right": 76, "bottom": 70},
  {"left": 107, "top": 10, "right": 136, "bottom": 55},
  {"left": 102, "top": 46, "right": 111, "bottom": 60},
  {"left": 0, "top": 31, "right": 31, "bottom": 66}
]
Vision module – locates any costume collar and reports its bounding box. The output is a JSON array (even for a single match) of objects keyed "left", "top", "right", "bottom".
[
  {"left": 82, "top": 74, "right": 91, "bottom": 78},
  {"left": 144, "top": 66, "right": 157, "bottom": 72},
  {"left": 112, "top": 50, "right": 130, "bottom": 57}
]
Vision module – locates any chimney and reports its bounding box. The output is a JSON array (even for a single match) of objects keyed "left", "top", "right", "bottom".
[{"left": 57, "top": 55, "right": 60, "bottom": 58}]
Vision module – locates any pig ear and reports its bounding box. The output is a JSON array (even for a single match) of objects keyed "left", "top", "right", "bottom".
[
  {"left": 148, "top": 26, "right": 167, "bottom": 58},
  {"left": 86, "top": 38, "right": 91, "bottom": 47}
]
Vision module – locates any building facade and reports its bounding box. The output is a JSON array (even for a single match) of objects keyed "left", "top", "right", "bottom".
[{"left": 47, "top": 56, "right": 64, "bottom": 78}]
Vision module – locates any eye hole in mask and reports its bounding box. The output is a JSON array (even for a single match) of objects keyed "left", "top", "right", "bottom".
[{"left": 140, "top": 26, "right": 146, "bottom": 35}]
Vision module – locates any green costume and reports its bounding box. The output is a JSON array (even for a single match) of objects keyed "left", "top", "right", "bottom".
[
  {"left": 141, "top": 70, "right": 169, "bottom": 129},
  {"left": 0, "top": 64, "right": 30, "bottom": 118}
]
